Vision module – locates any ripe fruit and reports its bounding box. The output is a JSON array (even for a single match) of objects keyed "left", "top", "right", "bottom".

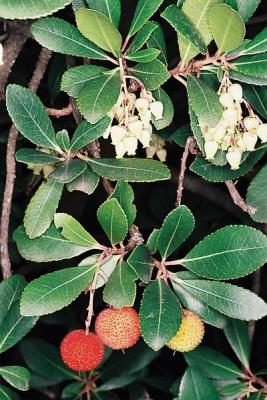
[
  {"left": 95, "top": 307, "right": 140, "bottom": 350},
  {"left": 166, "top": 310, "right": 205, "bottom": 352},
  {"left": 60, "top": 330, "right": 104, "bottom": 372}
]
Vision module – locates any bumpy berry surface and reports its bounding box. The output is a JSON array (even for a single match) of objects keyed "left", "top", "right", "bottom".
[
  {"left": 95, "top": 307, "right": 140, "bottom": 350},
  {"left": 166, "top": 310, "right": 205, "bottom": 352},
  {"left": 60, "top": 330, "right": 104, "bottom": 372}
]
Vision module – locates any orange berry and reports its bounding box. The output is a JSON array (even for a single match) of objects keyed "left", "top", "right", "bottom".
[
  {"left": 95, "top": 307, "right": 140, "bottom": 350},
  {"left": 60, "top": 330, "right": 104, "bottom": 372}
]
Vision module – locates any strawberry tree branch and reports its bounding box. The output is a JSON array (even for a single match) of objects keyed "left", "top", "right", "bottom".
[
  {"left": 175, "top": 137, "right": 195, "bottom": 207},
  {"left": 225, "top": 180, "right": 257, "bottom": 216}
]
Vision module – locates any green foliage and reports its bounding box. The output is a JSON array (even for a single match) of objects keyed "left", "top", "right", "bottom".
[
  {"left": 246, "top": 165, "right": 267, "bottom": 223},
  {"left": 0, "top": 0, "right": 72, "bottom": 19},
  {"left": 179, "top": 367, "right": 218, "bottom": 399}
]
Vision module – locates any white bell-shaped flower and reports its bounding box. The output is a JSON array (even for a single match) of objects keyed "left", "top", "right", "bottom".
[
  {"left": 150, "top": 101, "right": 164, "bottom": 120},
  {"left": 243, "top": 116, "right": 259, "bottom": 131},
  {"left": 128, "top": 120, "right": 143, "bottom": 138},
  {"left": 213, "top": 123, "right": 227, "bottom": 142},
  {"left": 226, "top": 147, "right": 242, "bottom": 170},
  {"left": 219, "top": 92, "right": 234, "bottom": 108},
  {"left": 140, "top": 110, "right": 152, "bottom": 129},
  {"left": 228, "top": 84, "right": 243, "bottom": 103},
  {"left": 243, "top": 132, "right": 258, "bottom": 151},
  {"left": 204, "top": 141, "right": 219, "bottom": 159},
  {"left": 156, "top": 148, "right": 167, "bottom": 162},
  {"left": 139, "top": 129, "right": 152, "bottom": 148},
  {"left": 135, "top": 98, "right": 150, "bottom": 114},
  {"left": 223, "top": 108, "right": 238, "bottom": 126},
  {"left": 115, "top": 142, "right": 127, "bottom": 158},
  {"left": 236, "top": 136, "right": 247, "bottom": 151},
  {"left": 146, "top": 146, "right": 157, "bottom": 159},
  {"left": 0, "top": 43, "right": 3, "bottom": 66},
  {"left": 128, "top": 93, "right": 136, "bottom": 111},
  {"left": 257, "top": 124, "right": 267, "bottom": 143},
  {"left": 110, "top": 125, "right": 127, "bottom": 145},
  {"left": 123, "top": 136, "right": 138, "bottom": 156}
]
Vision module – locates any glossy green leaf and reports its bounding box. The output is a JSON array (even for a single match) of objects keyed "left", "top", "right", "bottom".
[
  {"left": 140, "top": 280, "right": 182, "bottom": 350},
  {"left": 103, "top": 260, "right": 137, "bottom": 308},
  {"left": 131, "top": 59, "right": 170, "bottom": 90},
  {"left": 0, "top": 276, "right": 26, "bottom": 325},
  {"left": 127, "top": 244, "right": 153, "bottom": 283},
  {"left": 229, "top": 70, "right": 267, "bottom": 86},
  {"left": 246, "top": 165, "right": 267, "bottom": 223},
  {"left": 77, "top": 69, "right": 121, "bottom": 124},
  {"left": 187, "top": 75, "right": 223, "bottom": 128},
  {"left": 16, "top": 149, "right": 61, "bottom": 165},
  {"left": 76, "top": 8, "right": 122, "bottom": 56},
  {"left": 185, "top": 346, "right": 242, "bottom": 379},
  {"left": 54, "top": 213, "right": 102, "bottom": 249},
  {"left": 70, "top": 116, "right": 111, "bottom": 151},
  {"left": 88, "top": 158, "right": 171, "bottom": 182},
  {"left": 158, "top": 206, "right": 195, "bottom": 259},
  {"left": 110, "top": 180, "right": 136, "bottom": 226},
  {"left": 179, "top": 367, "right": 218, "bottom": 400},
  {"left": 146, "top": 229, "right": 160, "bottom": 254},
  {"left": 127, "top": 22, "right": 157, "bottom": 54},
  {"left": 86, "top": 0, "right": 121, "bottom": 27},
  {"left": 147, "top": 23, "right": 167, "bottom": 65},
  {"left": 189, "top": 107, "right": 205, "bottom": 152},
  {"left": 48, "top": 159, "right": 87, "bottom": 183},
  {"left": 62, "top": 382, "right": 83, "bottom": 398},
  {"left": 209, "top": 4, "right": 245, "bottom": 52},
  {"left": 97, "top": 198, "right": 128, "bottom": 245},
  {"left": 0, "top": 385, "right": 20, "bottom": 400},
  {"left": 224, "top": 319, "right": 250, "bottom": 369},
  {"left": 177, "top": 279, "right": 267, "bottom": 320},
  {"left": 79, "top": 255, "right": 120, "bottom": 289},
  {"left": 14, "top": 225, "right": 89, "bottom": 262},
  {"left": 24, "top": 180, "right": 64, "bottom": 239},
  {"left": 225, "top": 0, "right": 261, "bottom": 22},
  {"left": 66, "top": 166, "right": 99, "bottom": 195},
  {"left": 0, "top": 366, "right": 30, "bottom": 391},
  {"left": 126, "top": 48, "right": 160, "bottom": 63},
  {"left": 232, "top": 54, "right": 267, "bottom": 81},
  {"left": 61, "top": 65, "right": 107, "bottom": 97},
  {"left": 243, "top": 27, "right": 267, "bottom": 55},
  {"left": 6, "top": 85, "right": 59, "bottom": 151},
  {"left": 242, "top": 84, "right": 267, "bottom": 119},
  {"left": 20, "top": 264, "right": 97, "bottom": 316},
  {"left": 55, "top": 130, "right": 70, "bottom": 152},
  {"left": 128, "top": 0, "right": 164, "bottom": 37},
  {"left": 0, "top": 0, "right": 72, "bottom": 19},
  {"left": 180, "top": 225, "right": 267, "bottom": 280},
  {"left": 219, "top": 382, "right": 248, "bottom": 397},
  {"left": 151, "top": 88, "right": 174, "bottom": 130}
]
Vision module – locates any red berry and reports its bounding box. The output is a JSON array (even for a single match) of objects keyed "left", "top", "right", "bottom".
[
  {"left": 95, "top": 307, "right": 140, "bottom": 350},
  {"left": 60, "top": 330, "right": 104, "bottom": 372}
]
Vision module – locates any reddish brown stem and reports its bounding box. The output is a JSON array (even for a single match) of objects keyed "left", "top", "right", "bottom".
[
  {"left": 46, "top": 104, "right": 73, "bottom": 117},
  {"left": 225, "top": 180, "right": 257, "bottom": 216},
  {"left": 175, "top": 137, "right": 195, "bottom": 207}
]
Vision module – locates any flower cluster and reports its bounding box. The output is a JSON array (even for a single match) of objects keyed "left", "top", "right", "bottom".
[
  {"left": 103, "top": 87, "right": 164, "bottom": 158},
  {"left": 146, "top": 134, "right": 167, "bottom": 162},
  {"left": 202, "top": 81, "right": 267, "bottom": 169}
]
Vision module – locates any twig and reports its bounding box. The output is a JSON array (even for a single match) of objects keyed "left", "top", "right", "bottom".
[
  {"left": 225, "top": 180, "right": 257, "bottom": 216},
  {"left": 0, "top": 48, "right": 52, "bottom": 278},
  {"left": 46, "top": 104, "right": 73, "bottom": 117},
  {"left": 85, "top": 271, "right": 99, "bottom": 334},
  {"left": 175, "top": 137, "right": 195, "bottom": 207}
]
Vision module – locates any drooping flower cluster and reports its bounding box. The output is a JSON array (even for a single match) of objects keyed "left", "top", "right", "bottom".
[
  {"left": 103, "top": 87, "right": 164, "bottom": 158},
  {"left": 202, "top": 81, "right": 267, "bottom": 170}
]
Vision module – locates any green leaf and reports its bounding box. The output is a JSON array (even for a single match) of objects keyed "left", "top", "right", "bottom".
[
  {"left": 189, "top": 107, "right": 205, "bottom": 152},
  {"left": 246, "top": 165, "right": 267, "bottom": 223},
  {"left": 140, "top": 280, "right": 182, "bottom": 350},
  {"left": 126, "top": 48, "right": 160, "bottom": 63},
  {"left": 179, "top": 367, "right": 218, "bottom": 400},
  {"left": 151, "top": 88, "right": 174, "bottom": 130},
  {"left": 97, "top": 198, "right": 128, "bottom": 245},
  {"left": 56, "top": 130, "right": 70, "bottom": 151},
  {"left": 185, "top": 345, "right": 242, "bottom": 379},
  {"left": 243, "top": 27, "right": 267, "bottom": 55},
  {"left": 77, "top": 69, "right": 121, "bottom": 124},
  {"left": 158, "top": 206, "right": 195, "bottom": 259},
  {"left": 0, "top": 366, "right": 30, "bottom": 391},
  {"left": 225, "top": 0, "right": 261, "bottom": 22},
  {"left": 97, "top": 372, "right": 143, "bottom": 392},
  {"left": 20, "top": 264, "right": 97, "bottom": 316},
  {"left": 131, "top": 59, "right": 170, "bottom": 90},
  {"left": 208, "top": 4, "right": 245, "bottom": 52},
  {"left": 20, "top": 338, "right": 75, "bottom": 383},
  {"left": 54, "top": 213, "right": 102, "bottom": 249},
  {"left": 177, "top": 279, "right": 267, "bottom": 320},
  {"left": 86, "top": 0, "right": 121, "bottom": 27},
  {"left": 6, "top": 85, "right": 59, "bottom": 152},
  {"left": 146, "top": 228, "right": 160, "bottom": 254},
  {"left": 88, "top": 158, "right": 171, "bottom": 182},
  {"left": 127, "top": 22, "right": 157, "bottom": 54},
  {"left": 66, "top": 166, "right": 99, "bottom": 195},
  {"left": 161, "top": 5, "right": 207, "bottom": 55},
  {"left": 0, "top": 385, "right": 20, "bottom": 400},
  {"left": 16, "top": 149, "right": 61, "bottom": 166},
  {"left": 31, "top": 17, "right": 111, "bottom": 61},
  {"left": 103, "top": 260, "right": 137, "bottom": 308},
  {"left": 187, "top": 75, "right": 223, "bottom": 128},
  {"left": 180, "top": 225, "right": 267, "bottom": 280},
  {"left": 242, "top": 84, "right": 267, "bottom": 119},
  {"left": 229, "top": 70, "right": 267, "bottom": 86},
  {"left": 128, "top": 0, "right": 164, "bottom": 38},
  {"left": 219, "top": 382, "right": 248, "bottom": 397},
  {"left": 110, "top": 180, "right": 136, "bottom": 226},
  {"left": 178, "top": 0, "right": 222, "bottom": 64},
  {"left": 62, "top": 382, "right": 84, "bottom": 398},
  {"left": 14, "top": 225, "right": 89, "bottom": 262},
  {"left": 79, "top": 255, "right": 121, "bottom": 289},
  {"left": 127, "top": 244, "right": 153, "bottom": 283},
  {"left": 61, "top": 65, "right": 107, "bottom": 97},
  {"left": 172, "top": 123, "right": 191, "bottom": 147},
  {"left": 24, "top": 180, "right": 64, "bottom": 239},
  {"left": 232, "top": 54, "right": 267, "bottom": 80},
  {"left": 224, "top": 319, "right": 250, "bottom": 369},
  {"left": 0, "top": 275, "right": 26, "bottom": 325},
  {"left": 48, "top": 159, "right": 87, "bottom": 183},
  {"left": 70, "top": 116, "right": 111, "bottom": 151},
  {"left": 147, "top": 23, "right": 167, "bottom": 65},
  {"left": 0, "top": 302, "right": 38, "bottom": 353},
  {"left": 0, "top": 0, "right": 72, "bottom": 19},
  {"left": 76, "top": 8, "right": 122, "bottom": 56}
]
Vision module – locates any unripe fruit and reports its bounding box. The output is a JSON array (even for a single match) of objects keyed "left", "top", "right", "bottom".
[
  {"left": 219, "top": 92, "right": 234, "bottom": 108},
  {"left": 243, "top": 116, "right": 259, "bottom": 131},
  {"left": 95, "top": 307, "right": 141, "bottom": 350},
  {"left": 166, "top": 310, "right": 205, "bottom": 352},
  {"left": 60, "top": 330, "right": 104, "bottom": 372},
  {"left": 228, "top": 84, "right": 243, "bottom": 102}
]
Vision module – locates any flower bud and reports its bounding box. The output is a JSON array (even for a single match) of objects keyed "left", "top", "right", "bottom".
[
  {"left": 150, "top": 101, "right": 164, "bottom": 120},
  {"left": 115, "top": 142, "right": 127, "bottom": 158},
  {"left": 226, "top": 147, "right": 242, "bottom": 170},
  {"left": 243, "top": 132, "right": 258, "bottom": 151},
  {"left": 146, "top": 146, "right": 157, "bottom": 159},
  {"left": 128, "top": 120, "right": 143, "bottom": 138},
  {"left": 110, "top": 126, "right": 127, "bottom": 145},
  {"left": 139, "top": 129, "right": 152, "bottom": 148},
  {"left": 213, "top": 123, "right": 227, "bottom": 142},
  {"left": 257, "top": 124, "right": 267, "bottom": 143},
  {"left": 123, "top": 136, "right": 138, "bottom": 156},
  {"left": 0, "top": 43, "right": 3, "bottom": 66},
  {"left": 219, "top": 92, "right": 234, "bottom": 108},
  {"left": 156, "top": 148, "right": 167, "bottom": 162},
  {"left": 223, "top": 109, "right": 238, "bottom": 126},
  {"left": 135, "top": 98, "right": 150, "bottom": 114},
  {"left": 140, "top": 110, "right": 152, "bottom": 129},
  {"left": 228, "top": 84, "right": 243, "bottom": 103},
  {"left": 204, "top": 141, "right": 219, "bottom": 159},
  {"left": 243, "top": 116, "right": 259, "bottom": 131}
]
